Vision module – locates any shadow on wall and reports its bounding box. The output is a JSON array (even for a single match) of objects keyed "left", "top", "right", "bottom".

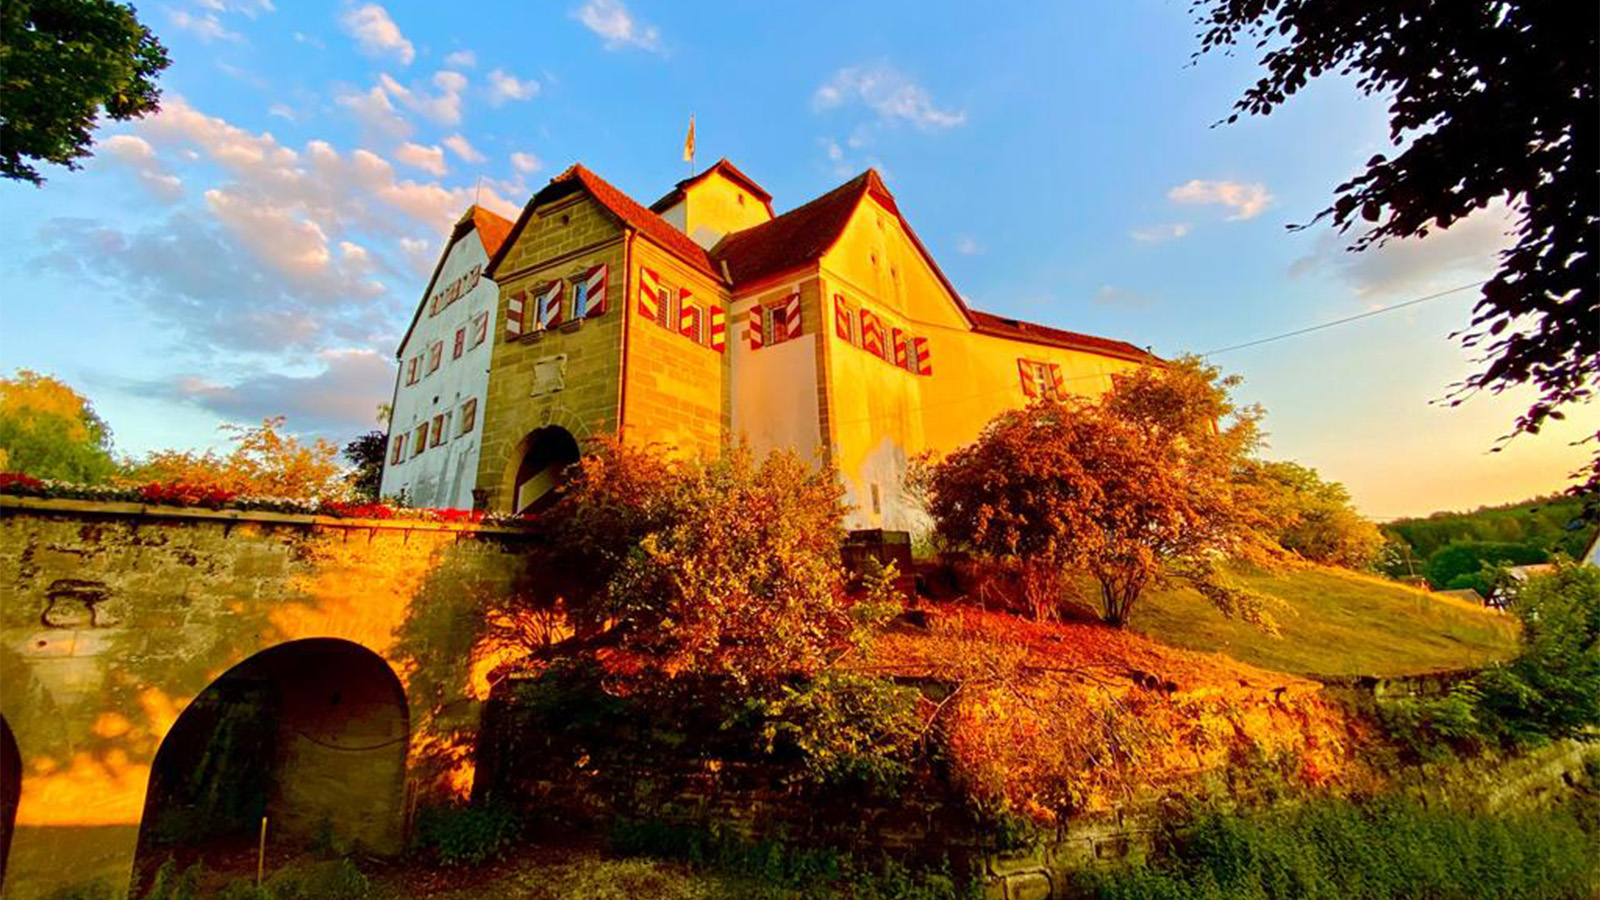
[{"left": 133, "top": 638, "right": 410, "bottom": 881}]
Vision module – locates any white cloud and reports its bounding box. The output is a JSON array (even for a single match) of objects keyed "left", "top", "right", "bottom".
[
  {"left": 339, "top": 3, "right": 414, "bottom": 65},
  {"left": 813, "top": 65, "right": 965, "bottom": 130},
  {"left": 168, "top": 348, "right": 395, "bottom": 436},
  {"left": 510, "top": 152, "right": 542, "bottom": 174},
  {"left": 335, "top": 83, "right": 411, "bottom": 139},
  {"left": 379, "top": 70, "right": 468, "bottom": 126},
  {"left": 955, "top": 235, "right": 983, "bottom": 255},
  {"left": 443, "top": 49, "right": 477, "bottom": 67},
  {"left": 443, "top": 133, "right": 485, "bottom": 164},
  {"left": 573, "top": 0, "right": 661, "bottom": 52},
  {"left": 1130, "top": 222, "right": 1192, "bottom": 243},
  {"left": 394, "top": 142, "right": 447, "bottom": 176},
  {"left": 1168, "top": 179, "right": 1272, "bottom": 221},
  {"left": 267, "top": 103, "right": 297, "bottom": 121},
  {"left": 1290, "top": 201, "right": 1516, "bottom": 298},
  {"left": 99, "top": 135, "right": 185, "bottom": 202},
  {"left": 487, "top": 68, "right": 539, "bottom": 105},
  {"left": 1093, "top": 285, "right": 1156, "bottom": 309},
  {"left": 169, "top": 9, "right": 239, "bottom": 42}
]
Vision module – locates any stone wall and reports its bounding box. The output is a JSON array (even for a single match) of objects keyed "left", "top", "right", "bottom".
[{"left": 0, "top": 497, "right": 540, "bottom": 899}]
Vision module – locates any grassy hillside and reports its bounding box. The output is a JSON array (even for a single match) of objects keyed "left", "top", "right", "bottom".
[{"left": 1130, "top": 564, "right": 1520, "bottom": 677}]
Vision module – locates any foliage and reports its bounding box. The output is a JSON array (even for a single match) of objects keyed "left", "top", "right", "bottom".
[
  {"left": 609, "top": 821, "right": 980, "bottom": 900},
  {"left": 1378, "top": 682, "right": 1488, "bottom": 763},
  {"left": 342, "top": 430, "right": 387, "bottom": 502},
  {"left": 1234, "top": 459, "right": 1384, "bottom": 568},
  {"left": 919, "top": 356, "right": 1272, "bottom": 627},
  {"left": 1194, "top": 0, "right": 1599, "bottom": 505},
  {"left": 123, "top": 417, "right": 350, "bottom": 500},
  {"left": 0, "top": 0, "right": 170, "bottom": 184},
  {"left": 139, "top": 860, "right": 203, "bottom": 900},
  {"left": 539, "top": 437, "right": 852, "bottom": 685},
  {"left": 755, "top": 670, "right": 924, "bottom": 794},
  {"left": 1076, "top": 798, "right": 1598, "bottom": 900},
  {"left": 0, "top": 369, "right": 118, "bottom": 483},
  {"left": 1383, "top": 495, "right": 1594, "bottom": 564},
  {"left": 412, "top": 802, "right": 524, "bottom": 866},
  {"left": 1424, "top": 541, "right": 1547, "bottom": 593}
]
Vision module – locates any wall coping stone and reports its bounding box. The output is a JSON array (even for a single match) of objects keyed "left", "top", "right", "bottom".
[{"left": 0, "top": 494, "right": 541, "bottom": 538}]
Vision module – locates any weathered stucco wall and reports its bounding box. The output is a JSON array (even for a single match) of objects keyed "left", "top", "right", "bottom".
[{"left": 0, "top": 497, "right": 539, "bottom": 899}]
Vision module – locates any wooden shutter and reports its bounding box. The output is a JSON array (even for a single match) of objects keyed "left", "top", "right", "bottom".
[
  {"left": 709, "top": 305, "right": 726, "bottom": 352},
  {"left": 538, "top": 280, "right": 564, "bottom": 330},
  {"left": 473, "top": 311, "right": 489, "bottom": 346},
  {"left": 585, "top": 264, "right": 608, "bottom": 317},
  {"left": 638, "top": 266, "right": 660, "bottom": 321},
  {"left": 1048, "top": 364, "right": 1066, "bottom": 399},
  {"left": 680, "top": 302, "right": 701, "bottom": 342},
  {"left": 861, "top": 310, "right": 885, "bottom": 359},
  {"left": 748, "top": 303, "right": 765, "bottom": 350},
  {"left": 460, "top": 398, "right": 477, "bottom": 434},
  {"left": 506, "top": 290, "right": 526, "bottom": 339},
  {"left": 453, "top": 327, "right": 466, "bottom": 359},
  {"left": 1018, "top": 359, "right": 1038, "bottom": 398},
  {"left": 892, "top": 328, "right": 908, "bottom": 369},
  {"left": 783, "top": 292, "right": 802, "bottom": 340},
  {"left": 912, "top": 337, "right": 932, "bottom": 376},
  {"left": 833, "top": 294, "right": 853, "bottom": 342}
]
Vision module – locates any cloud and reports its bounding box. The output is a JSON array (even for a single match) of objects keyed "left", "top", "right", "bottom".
[
  {"left": 166, "top": 348, "right": 396, "bottom": 436},
  {"left": 339, "top": 3, "right": 414, "bottom": 65},
  {"left": 1168, "top": 180, "right": 1271, "bottom": 221},
  {"left": 267, "top": 103, "right": 297, "bottom": 121},
  {"left": 1093, "top": 285, "right": 1156, "bottom": 309},
  {"left": 573, "top": 0, "right": 662, "bottom": 52},
  {"left": 813, "top": 65, "right": 965, "bottom": 130},
  {"left": 1130, "top": 222, "right": 1191, "bottom": 243},
  {"left": 379, "top": 71, "right": 468, "bottom": 126},
  {"left": 335, "top": 83, "right": 412, "bottom": 139},
  {"left": 954, "top": 235, "right": 983, "bottom": 255},
  {"left": 1290, "top": 201, "right": 1516, "bottom": 298},
  {"left": 443, "top": 49, "right": 477, "bottom": 67},
  {"left": 98, "top": 135, "right": 184, "bottom": 202},
  {"left": 399, "top": 236, "right": 437, "bottom": 277},
  {"left": 442, "top": 133, "right": 485, "bottom": 164},
  {"left": 487, "top": 68, "right": 539, "bottom": 105},
  {"left": 169, "top": 9, "right": 240, "bottom": 42},
  {"left": 510, "top": 152, "right": 542, "bottom": 174},
  {"left": 395, "top": 142, "right": 447, "bottom": 176}
]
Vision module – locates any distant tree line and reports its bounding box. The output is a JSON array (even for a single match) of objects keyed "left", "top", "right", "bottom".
[{"left": 1380, "top": 497, "right": 1595, "bottom": 595}]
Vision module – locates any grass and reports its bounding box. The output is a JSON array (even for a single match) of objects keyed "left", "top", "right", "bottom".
[{"left": 1129, "top": 563, "right": 1520, "bottom": 677}]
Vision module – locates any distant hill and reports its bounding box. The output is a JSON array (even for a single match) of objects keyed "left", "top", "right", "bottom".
[{"left": 1382, "top": 495, "right": 1593, "bottom": 563}]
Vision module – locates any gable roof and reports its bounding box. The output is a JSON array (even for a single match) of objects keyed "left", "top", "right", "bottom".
[
  {"left": 709, "top": 171, "right": 873, "bottom": 288},
  {"left": 968, "top": 310, "right": 1159, "bottom": 364},
  {"left": 648, "top": 158, "right": 775, "bottom": 216},
  {"left": 487, "top": 163, "right": 721, "bottom": 281},
  {"left": 396, "top": 204, "right": 515, "bottom": 358}
]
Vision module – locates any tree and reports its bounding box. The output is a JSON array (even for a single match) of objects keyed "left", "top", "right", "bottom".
[
  {"left": 1, "top": 0, "right": 171, "bottom": 184},
  {"left": 1193, "top": 0, "right": 1599, "bottom": 502},
  {"left": 1235, "top": 459, "right": 1385, "bottom": 568},
  {"left": 921, "top": 357, "right": 1273, "bottom": 628},
  {"left": 1424, "top": 540, "right": 1546, "bottom": 593},
  {"left": 124, "top": 417, "right": 349, "bottom": 499},
  {"left": 0, "top": 369, "right": 117, "bottom": 483},
  {"left": 536, "top": 438, "right": 855, "bottom": 685},
  {"left": 342, "top": 431, "right": 386, "bottom": 502}
]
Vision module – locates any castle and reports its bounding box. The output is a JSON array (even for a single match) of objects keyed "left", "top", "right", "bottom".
[{"left": 381, "top": 160, "right": 1157, "bottom": 531}]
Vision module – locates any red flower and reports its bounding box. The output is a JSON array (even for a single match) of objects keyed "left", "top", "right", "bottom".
[{"left": 0, "top": 473, "right": 46, "bottom": 493}]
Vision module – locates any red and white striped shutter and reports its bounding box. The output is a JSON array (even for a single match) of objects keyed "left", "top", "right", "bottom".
[
  {"left": 679, "top": 288, "right": 699, "bottom": 339},
  {"left": 709, "top": 305, "right": 726, "bottom": 352},
  {"left": 748, "top": 303, "right": 765, "bottom": 350},
  {"left": 892, "top": 328, "right": 908, "bottom": 369},
  {"left": 1048, "top": 364, "right": 1065, "bottom": 398},
  {"left": 784, "top": 291, "right": 802, "bottom": 339},
  {"left": 586, "top": 264, "right": 608, "bottom": 317},
  {"left": 506, "top": 290, "right": 526, "bottom": 339},
  {"left": 638, "top": 266, "right": 660, "bottom": 320},
  {"left": 474, "top": 311, "right": 489, "bottom": 345},
  {"left": 1018, "top": 359, "right": 1038, "bottom": 398},
  {"left": 833, "top": 294, "right": 852, "bottom": 341},
  {"left": 541, "top": 280, "right": 565, "bottom": 329},
  {"left": 861, "top": 310, "right": 883, "bottom": 358},
  {"left": 913, "top": 337, "right": 932, "bottom": 376}
]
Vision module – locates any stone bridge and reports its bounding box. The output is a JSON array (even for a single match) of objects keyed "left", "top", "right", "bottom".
[{"left": 0, "top": 497, "right": 541, "bottom": 899}]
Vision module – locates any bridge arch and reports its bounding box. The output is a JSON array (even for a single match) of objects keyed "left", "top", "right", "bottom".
[
  {"left": 504, "top": 425, "right": 582, "bottom": 513},
  {"left": 134, "top": 638, "right": 410, "bottom": 871}
]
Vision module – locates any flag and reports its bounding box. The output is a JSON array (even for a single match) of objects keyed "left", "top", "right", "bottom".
[{"left": 683, "top": 116, "right": 695, "bottom": 163}]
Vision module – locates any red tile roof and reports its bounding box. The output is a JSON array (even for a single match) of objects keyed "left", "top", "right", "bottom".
[
  {"left": 471, "top": 205, "right": 514, "bottom": 258},
  {"left": 397, "top": 205, "right": 514, "bottom": 358},
  {"left": 489, "top": 164, "right": 721, "bottom": 280},
  {"left": 648, "top": 158, "right": 775, "bottom": 215},
  {"left": 710, "top": 170, "right": 890, "bottom": 287},
  {"left": 969, "top": 310, "right": 1158, "bottom": 364}
]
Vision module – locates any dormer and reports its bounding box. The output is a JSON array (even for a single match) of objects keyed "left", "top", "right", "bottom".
[{"left": 650, "top": 159, "right": 774, "bottom": 250}]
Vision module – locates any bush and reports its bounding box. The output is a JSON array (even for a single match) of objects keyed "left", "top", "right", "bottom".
[
  {"left": 1076, "top": 799, "right": 1599, "bottom": 900},
  {"left": 412, "top": 802, "right": 523, "bottom": 866}
]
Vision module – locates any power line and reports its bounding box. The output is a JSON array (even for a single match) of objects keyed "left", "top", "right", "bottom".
[{"left": 1198, "top": 281, "right": 1485, "bottom": 357}]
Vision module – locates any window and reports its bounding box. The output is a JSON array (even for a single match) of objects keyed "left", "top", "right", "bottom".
[
  {"left": 655, "top": 284, "right": 677, "bottom": 331},
  {"left": 472, "top": 311, "right": 489, "bottom": 347},
  {"left": 431, "top": 414, "right": 448, "bottom": 447},
  {"left": 405, "top": 356, "right": 421, "bottom": 385},
  {"left": 458, "top": 398, "right": 477, "bottom": 435},
  {"left": 413, "top": 422, "right": 429, "bottom": 456},
  {"left": 681, "top": 303, "right": 706, "bottom": 345},
  {"left": 833, "top": 294, "right": 857, "bottom": 345},
  {"left": 389, "top": 433, "right": 407, "bottom": 464},
  {"left": 570, "top": 276, "right": 590, "bottom": 319},
  {"left": 1017, "top": 359, "right": 1062, "bottom": 400},
  {"left": 452, "top": 327, "right": 466, "bottom": 359},
  {"left": 427, "top": 340, "right": 443, "bottom": 374}
]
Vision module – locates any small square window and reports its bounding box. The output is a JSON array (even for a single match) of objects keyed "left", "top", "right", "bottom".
[
  {"left": 413, "top": 423, "right": 429, "bottom": 456},
  {"left": 431, "top": 414, "right": 448, "bottom": 447},
  {"left": 452, "top": 327, "right": 466, "bottom": 359},
  {"left": 458, "top": 398, "right": 477, "bottom": 435}
]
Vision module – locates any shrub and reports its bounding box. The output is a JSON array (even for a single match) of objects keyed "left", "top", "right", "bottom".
[
  {"left": 754, "top": 669, "right": 924, "bottom": 795},
  {"left": 262, "top": 858, "right": 369, "bottom": 900},
  {"left": 412, "top": 802, "right": 523, "bottom": 866}
]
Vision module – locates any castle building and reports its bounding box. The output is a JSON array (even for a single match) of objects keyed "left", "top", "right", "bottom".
[
  {"left": 379, "top": 205, "right": 513, "bottom": 508},
  {"left": 397, "top": 160, "right": 1157, "bottom": 529}
]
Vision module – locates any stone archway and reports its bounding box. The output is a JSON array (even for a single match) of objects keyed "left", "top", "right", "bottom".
[
  {"left": 134, "top": 639, "right": 410, "bottom": 872},
  {"left": 509, "top": 426, "right": 581, "bottom": 514},
  {"left": 0, "top": 715, "right": 18, "bottom": 894}
]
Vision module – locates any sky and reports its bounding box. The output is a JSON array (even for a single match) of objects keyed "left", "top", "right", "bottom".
[{"left": 0, "top": 0, "right": 1591, "bottom": 519}]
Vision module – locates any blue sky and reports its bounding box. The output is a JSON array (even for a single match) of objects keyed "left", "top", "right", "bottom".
[{"left": 0, "top": 0, "right": 1591, "bottom": 518}]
